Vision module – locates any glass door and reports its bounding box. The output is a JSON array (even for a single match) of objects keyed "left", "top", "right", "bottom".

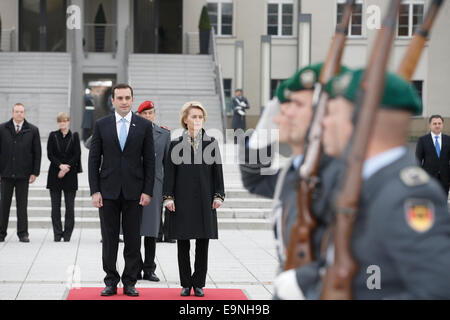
[{"left": 19, "top": 0, "right": 66, "bottom": 52}]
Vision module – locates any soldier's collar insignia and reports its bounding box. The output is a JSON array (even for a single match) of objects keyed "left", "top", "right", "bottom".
[
  {"left": 300, "top": 69, "right": 316, "bottom": 89},
  {"left": 404, "top": 199, "right": 435, "bottom": 233},
  {"left": 332, "top": 71, "right": 352, "bottom": 95},
  {"left": 400, "top": 167, "right": 430, "bottom": 186}
]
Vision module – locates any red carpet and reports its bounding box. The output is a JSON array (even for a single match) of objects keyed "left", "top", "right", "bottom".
[{"left": 66, "top": 287, "right": 248, "bottom": 300}]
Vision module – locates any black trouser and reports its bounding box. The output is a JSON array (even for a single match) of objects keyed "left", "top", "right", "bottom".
[
  {"left": 0, "top": 178, "right": 29, "bottom": 238},
  {"left": 436, "top": 173, "right": 450, "bottom": 196},
  {"left": 99, "top": 195, "right": 142, "bottom": 287},
  {"left": 50, "top": 189, "right": 76, "bottom": 240},
  {"left": 177, "top": 239, "right": 209, "bottom": 288},
  {"left": 139, "top": 236, "right": 156, "bottom": 274}
]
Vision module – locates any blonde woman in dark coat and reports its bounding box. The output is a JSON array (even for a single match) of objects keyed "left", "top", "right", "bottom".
[
  {"left": 46, "top": 112, "right": 81, "bottom": 242},
  {"left": 163, "top": 101, "right": 225, "bottom": 297}
]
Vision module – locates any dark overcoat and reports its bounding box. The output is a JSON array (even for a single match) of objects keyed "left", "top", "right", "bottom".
[
  {"left": 0, "top": 119, "right": 41, "bottom": 179},
  {"left": 46, "top": 130, "right": 82, "bottom": 191},
  {"left": 140, "top": 124, "right": 170, "bottom": 237},
  {"left": 163, "top": 130, "right": 225, "bottom": 240}
]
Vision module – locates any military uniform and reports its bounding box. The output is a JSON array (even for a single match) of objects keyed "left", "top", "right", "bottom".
[
  {"left": 240, "top": 64, "right": 340, "bottom": 269},
  {"left": 275, "top": 69, "right": 450, "bottom": 299}
]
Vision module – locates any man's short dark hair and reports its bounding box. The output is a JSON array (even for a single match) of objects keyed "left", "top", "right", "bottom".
[
  {"left": 429, "top": 115, "right": 444, "bottom": 123},
  {"left": 111, "top": 83, "right": 134, "bottom": 99}
]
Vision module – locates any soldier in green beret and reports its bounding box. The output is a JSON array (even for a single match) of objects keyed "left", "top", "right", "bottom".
[
  {"left": 274, "top": 69, "right": 450, "bottom": 299},
  {"left": 240, "top": 63, "right": 347, "bottom": 272}
]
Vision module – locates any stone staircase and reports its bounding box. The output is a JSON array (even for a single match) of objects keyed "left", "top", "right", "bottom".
[
  {"left": 128, "top": 54, "right": 223, "bottom": 133},
  {"left": 0, "top": 52, "right": 71, "bottom": 138}
]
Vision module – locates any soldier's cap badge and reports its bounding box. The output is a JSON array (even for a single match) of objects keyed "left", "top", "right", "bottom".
[
  {"left": 332, "top": 71, "right": 353, "bottom": 96},
  {"left": 284, "top": 88, "right": 292, "bottom": 100},
  {"left": 404, "top": 199, "right": 435, "bottom": 233},
  {"left": 300, "top": 69, "right": 316, "bottom": 89}
]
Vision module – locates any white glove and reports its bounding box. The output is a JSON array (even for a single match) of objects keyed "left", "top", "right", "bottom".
[{"left": 274, "top": 269, "right": 305, "bottom": 300}]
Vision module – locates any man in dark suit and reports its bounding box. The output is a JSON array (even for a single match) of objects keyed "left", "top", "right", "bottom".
[
  {"left": 0, "top": 103, "right": 41, "bottom": 243},
  {"left": 89, "top": 83, "right": 155, "bottom": 297},
  {"left": 416, "top": 114, "right": 450, "bottom": 195}
]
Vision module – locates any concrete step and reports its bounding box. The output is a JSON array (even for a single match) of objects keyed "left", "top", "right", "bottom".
[
  {"left": 23, "top": 187, "right": 259, "bottom": 198},
  {"left": 10, "top": 206, "right": 272, "bottom": 219},
  {"left": 7, "top": 217, "right": 272, "bottom": 230},
  {"left": 17, "top": 197, "right": 272, "bottom": 209}
]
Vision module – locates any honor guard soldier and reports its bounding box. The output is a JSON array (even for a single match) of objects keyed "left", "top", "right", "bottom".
[{"left": 274, "top": 69, "right": 450, "bottom": 299}]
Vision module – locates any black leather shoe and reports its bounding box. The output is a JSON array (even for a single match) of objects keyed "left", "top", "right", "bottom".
[
  {"left": 54, "top": 236, "right": 62, "bottom": 242},
  {"left": 124, "top": 286, "right": 139, "bottom": 297},
  {"left": 156, "top": 238, "right": 163, "bottom": 243},
  {"left": 194, "top": 287, "right": 204, "bottom": 297},
  {"left": 180, "top": 287, "right": 191, "bottom": 296},
  {"left": 63, "top": 238, "right": 70, "bottom": 242},
  {"left": 136, "top": 272, "right": 143, "bottom": 280},
  {"left": 101, "top": 286, "right": 117, "bottom": 296},
  {"left": 0, "top": 237, "right": 5, "bottom": 242},
  {"left": 19, "top": 236, "right": 30, "bottom": 243},
  {"left": 143, "top": 272, "right": 160, "bottom": 282}
]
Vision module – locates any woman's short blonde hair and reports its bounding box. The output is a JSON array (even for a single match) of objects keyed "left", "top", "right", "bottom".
[
  {"left": 180, "top": 101, "right": 207, "bottom": 129},
  {"left": 57, "top": 112, "right": 70, "bottom": 123}
]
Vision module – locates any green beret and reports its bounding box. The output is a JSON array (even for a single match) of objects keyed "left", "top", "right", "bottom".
[
  {"left": 276, "top": 63, "right": 351, "bottom": 103},
  {"left": 325, "top": 68, "right": 422, "bottom": 116}
]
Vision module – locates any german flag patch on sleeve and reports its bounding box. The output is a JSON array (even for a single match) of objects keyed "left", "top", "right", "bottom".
[{"left": 404, "top": 199, "right": 435, "bottom": 233}]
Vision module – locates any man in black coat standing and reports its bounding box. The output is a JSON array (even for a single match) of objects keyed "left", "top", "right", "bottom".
[
  {"left": 0, "top": 103, "right": 41, "bottom": 243},
  {"left": 416, "top": 115, "right": 450, "bottom": 196},
  {"left": 89, "top": 83, "right": 155, "bottom": 297}
]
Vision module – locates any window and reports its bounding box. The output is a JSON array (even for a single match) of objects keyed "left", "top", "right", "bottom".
[
  {"left": 398, "top": 1, "right": 424, "bottom": 37},
  {"left": 223, "top": 79, "right": 232, "bottom": 114},
  {"left": 207, "top": 0, "right": 233, "bottom": 36},
  {"left": 337, "top": 0, "right": 363, "bottom": 37},
  {"left": 412, "top": 80, "right": 424, "bottom": 116},
  {"left": 412, "top": 80, "right": 423, "bottom": 101},
  {"left": 268, "top": 0, "right": 293, "bottom": 36},
  {"left": 271, "top": 79, "right": 286, "bottom": 99}
]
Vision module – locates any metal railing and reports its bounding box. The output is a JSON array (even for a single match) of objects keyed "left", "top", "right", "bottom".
[
  {"left": 83, "top": 23, "right": 118, "bottom": 56},
  {"left": 209, "top": 27, "right": 228, "bottom": 136},
  {"left": 0, "top": 27, "right": 16, "bottom": 52}
]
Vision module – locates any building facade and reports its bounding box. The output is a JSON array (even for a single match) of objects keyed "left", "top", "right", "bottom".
[{"left": 0, "top": 0, "right": 449, "bottom": 137}]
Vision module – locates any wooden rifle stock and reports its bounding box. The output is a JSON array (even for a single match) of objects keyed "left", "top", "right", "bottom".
[
  {"left": 397, "top": 0, "right": 444, "bottom": 80},
  {"left": 284, "top": 0, "right": 356, "bottom": 271},
  {"left": 320, "top": 0, "right": 402, "bottom": 300}
]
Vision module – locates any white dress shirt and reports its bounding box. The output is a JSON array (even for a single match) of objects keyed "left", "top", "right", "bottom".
[
  {"left": 13, "top": 120, "right": 24, "bottom": 132},
  {"left": 115, "top": 111, "right": 132, "bottom": 139},
  {"left": 431, "top": 132, "right": 442, "bottom": 150}
]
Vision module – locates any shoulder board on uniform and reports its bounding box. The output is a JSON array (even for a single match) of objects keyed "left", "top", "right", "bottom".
[
  {"left": 160, "top": 125, "right": 170, "bottom": 131},
  {"left": 400, "top": 166, "right": 430, "bottom": 187}
]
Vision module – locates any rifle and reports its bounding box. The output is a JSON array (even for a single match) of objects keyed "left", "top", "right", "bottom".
[
  {"left": 320, "top": 0, "right": 403, "bottom": 300},
  {"left": 284, "top": 0, "right": 356, "bottom": 271},
  {"left": 398, "top": 0, "right": 445, "bottom": 80}
]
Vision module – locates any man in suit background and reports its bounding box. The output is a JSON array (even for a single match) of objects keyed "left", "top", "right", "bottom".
[
  {"left": 135, "top": 100, "right": 171, "bottom": 282},
  {"left": 0, "top": 103, "right": 41, "bottom": 243},
  {"left": 89, "top": 83, "right": 155, "bottom": 297},
  {"left": 416, "top": 114, "right": 450, "bottom": 196}
]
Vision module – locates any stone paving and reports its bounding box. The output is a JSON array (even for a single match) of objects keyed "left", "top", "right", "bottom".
[{"left": 0, "top": 227, "right": 278, "bottom": 300}]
